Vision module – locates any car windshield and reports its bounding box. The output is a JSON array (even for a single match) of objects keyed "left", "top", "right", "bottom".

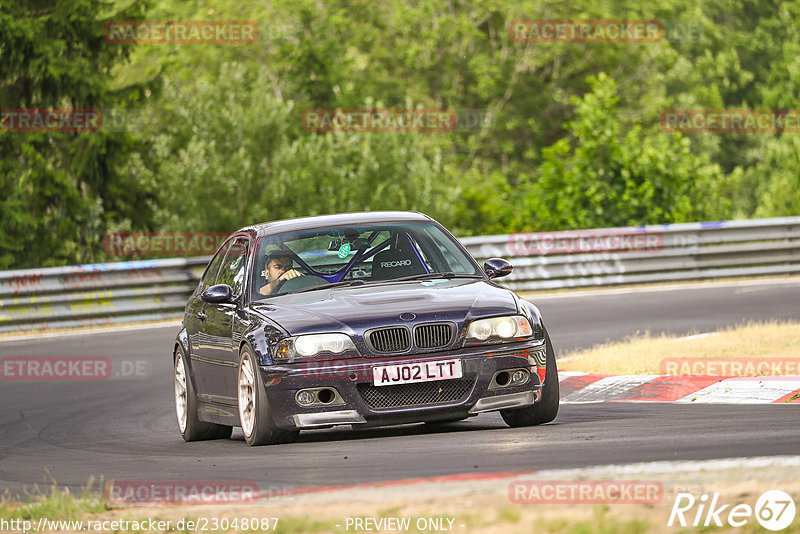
[{"left": 251, "top": 221, "right": 482, "bottom": 300}]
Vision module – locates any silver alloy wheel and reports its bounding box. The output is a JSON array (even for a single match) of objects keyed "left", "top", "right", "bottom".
[
  {"left": 238, "top": 352, "right": 256, "bottom": 437},
  {"left": 174, "top": 354, "right": 188, "bottom": 433}
]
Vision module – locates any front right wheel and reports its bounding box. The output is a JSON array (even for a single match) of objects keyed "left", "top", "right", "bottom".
[
  {"left": 238, "top": 346, "right": 299, "bottom": 446},
  {"left": 500, "top": 334, "right": 560, "bottom": 427}
]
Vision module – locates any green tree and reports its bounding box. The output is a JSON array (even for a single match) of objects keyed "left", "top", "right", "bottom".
[
  {"left": 130, "top": 64, "right": 452, "bottom": 234},
  {"left": 0, "top": 0, "right": 155, "bottom": 269},
  {"left": 7, "top": 0, "right": 800, "bottom": 269},
  {"left": 522, "top": 73, "right": 724, "bottom": 231},
  {"left": 752, "top": 136, "right": 800, "bottom": 218}
]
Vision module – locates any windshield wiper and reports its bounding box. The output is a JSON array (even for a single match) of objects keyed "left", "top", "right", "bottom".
[
  {"left": 378, "top": 272, "right": 483, "bottom": 283},
  {"left": 262, "top": 273, "right": 480, "bottom": 298},
  {"left": 286, "top": 279, "right": 366, "bottom": 295}
]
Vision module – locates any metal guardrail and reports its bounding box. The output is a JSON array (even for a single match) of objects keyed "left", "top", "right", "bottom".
[
  {"left": 1, "top": 217, "right": 799, "bottom": 333},
  {"left": 462, "top": 216, "right": 800, "bottom": 291},
  {"left": 0, "top": 258, "right": 208, "bottom": 333}
]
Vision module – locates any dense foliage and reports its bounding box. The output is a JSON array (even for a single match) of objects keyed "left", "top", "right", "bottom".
[
  {"left": 2, "top": 0, "right": 799, "bottom": 268},
  {"left": 0, "top": 0, "right": 155, "bottom": 267}
]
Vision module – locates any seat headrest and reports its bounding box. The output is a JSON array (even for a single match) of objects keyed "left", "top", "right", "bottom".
[{"left": 371, "top": 246, "right": 426, "bottom": 280}]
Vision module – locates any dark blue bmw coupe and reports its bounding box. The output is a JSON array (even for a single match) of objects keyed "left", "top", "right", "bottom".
[{"left": 173, "top": 211, "right": 559, "bottom": 445}]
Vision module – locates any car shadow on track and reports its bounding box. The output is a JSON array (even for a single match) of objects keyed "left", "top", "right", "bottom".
[
  {"left": 226, "top": 417, "right": 514, "bottom": 444},
  {"left": 278, "top": 404, "right": 647, "bottom": 444},
  {"left": 221, "top": 405, "right": 642, "bottom": 445}
]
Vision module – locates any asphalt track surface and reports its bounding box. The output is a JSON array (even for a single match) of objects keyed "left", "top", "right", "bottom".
[{"left": 1, "top": 278, "right": 799, "bottom": 496}]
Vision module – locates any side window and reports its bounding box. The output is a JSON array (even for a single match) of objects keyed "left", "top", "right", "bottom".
[
  {"left": 215, "top": 238, "right": 249, "bottom": 296},
  {"left": 199, "top": 240, "right": 232, "bottom": 291}
]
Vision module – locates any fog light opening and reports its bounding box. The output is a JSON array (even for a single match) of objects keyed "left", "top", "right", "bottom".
[
  {"left": 317, "top": 388, "right": 335, "bottom": 404},
  {"left": 296, "top": 390, "right": 317, "bottom": 406},
  {"left": 495, "top": 371, "right": 510, "bottom": 387}
]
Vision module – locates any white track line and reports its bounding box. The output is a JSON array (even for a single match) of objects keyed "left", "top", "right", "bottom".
[
  {"left": 561, "top": 374, "right": 661, "bottom": 402},
  {"left": 525, "top": 276, "right": 800, "bottom": 300},
  {"left": 517, "top": 455, "right": 800, "bottom": 480},
  {"left": 677, "top": 332, "right": 720, "bottom": 342},
  {"left": 677, "top": 377, "right": 800, "bottom": 404},
  {"left": 0, "top": 320, "right": 183, "bottom": 343}
]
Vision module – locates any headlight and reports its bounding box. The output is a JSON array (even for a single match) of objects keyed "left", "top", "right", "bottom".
[
  {"left": 275, "top": 333, "right": 357, "bottom": 360},
  {"left": 465, "top": 316, "right": 533, "bottom": 344}
]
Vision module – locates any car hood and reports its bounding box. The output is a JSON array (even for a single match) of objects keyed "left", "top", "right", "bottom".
[{"left": 250, "top": 279, "right": 519, "bottom": 335}]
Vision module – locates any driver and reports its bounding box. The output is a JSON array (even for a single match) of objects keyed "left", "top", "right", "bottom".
[{"left": 259, "top": 250, "right": 303, "bottom": 295}]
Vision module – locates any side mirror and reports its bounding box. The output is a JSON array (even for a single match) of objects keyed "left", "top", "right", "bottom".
[
  {"left": 201, "top": 284, "right": 236, "bottom": 304},
  {"left": 483, "top": 258, "right": 514, "bottom": 279}
]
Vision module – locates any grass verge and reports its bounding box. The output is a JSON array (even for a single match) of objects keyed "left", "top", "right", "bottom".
[
  {"left": 0, "top": 480, "right": 107, "bottom": 521},
  {"left": 558, "top": 321, "right": 800, "bottom": 375},
  {"left": 3, "top": 473, "right": 799, "bottom": 534}
]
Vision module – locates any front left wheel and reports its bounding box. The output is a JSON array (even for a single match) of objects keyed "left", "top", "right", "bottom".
[
  {"left": 238, "top": 346, "right": 299, "bottom": 446},
  {"left": 174, "top": 347, "right": 232, "bottom": 441},
  {"left": 500, "top": 334, "right": 560, "bottom": 427}
]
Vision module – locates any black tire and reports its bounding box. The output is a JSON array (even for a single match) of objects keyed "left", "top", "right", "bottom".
[
  {"left": 500, "top": 334, "right": 560, "bottom": 427},
  {"left": 174, "top": 347, "right": 233, "bottom": 441},
  {"left": 238, "top": 346, "right": 299, "bottom": 446}
]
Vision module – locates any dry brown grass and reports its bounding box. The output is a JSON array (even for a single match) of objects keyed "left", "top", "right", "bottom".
[
  {"left": 559, "top": 321, "right": 800, "bottom": 375},
  {"left": 559, "top": 322, "right": 800, "bottom": 376},
  {"left": 20, "top": 465, "right": 797, "bottom": 534}
]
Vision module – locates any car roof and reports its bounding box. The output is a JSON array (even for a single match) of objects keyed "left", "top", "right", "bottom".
[{"left": 239, "top": 211, "right": 434, "bottom": 237}]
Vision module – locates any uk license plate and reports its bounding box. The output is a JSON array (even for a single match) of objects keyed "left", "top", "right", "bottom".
[{"left": 372, "top": 359, "right": 462, "bottom": 386}]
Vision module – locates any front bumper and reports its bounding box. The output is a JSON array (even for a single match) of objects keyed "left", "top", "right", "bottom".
[{"left": 261, "top": 340, "right": 547, "bottom": 429}]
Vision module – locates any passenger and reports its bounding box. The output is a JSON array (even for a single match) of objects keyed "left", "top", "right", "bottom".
[{"left": 259, "top": 251, "right": 303, "bottom": 295}]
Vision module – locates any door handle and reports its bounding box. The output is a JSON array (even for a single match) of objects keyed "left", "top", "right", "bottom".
[{"left": 198, "top": 312, "right": 207, "bottom": 321}]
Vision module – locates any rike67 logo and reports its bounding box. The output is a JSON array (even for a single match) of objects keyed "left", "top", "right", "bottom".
[{"left": 669, "top": 490, "right": 796, "bottom": 531}]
